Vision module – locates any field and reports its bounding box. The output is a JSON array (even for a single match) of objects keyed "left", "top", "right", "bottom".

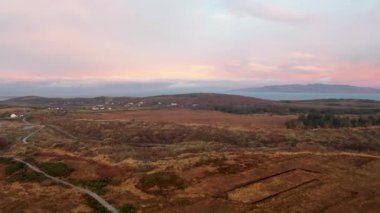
[
  {"left": 0, "top": 107, "right": 31, "bottom": 114},
  {"left": 1, "top": 95, "right": 380, "bottom": 212},
  {"left": 68, "top": 109, "right": 294, "bottom": 130}
]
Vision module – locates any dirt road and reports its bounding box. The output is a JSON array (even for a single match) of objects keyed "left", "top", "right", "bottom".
[
  {"left": 13, "top": 158, "right": 118, "bottom": 213},
  {"left": 15, "top": 117, "right": 119, "bottom": 213}
]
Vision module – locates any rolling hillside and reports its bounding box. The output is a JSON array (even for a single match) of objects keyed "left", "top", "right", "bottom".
[{"left": 0, "top": 93, "right": 276, "bottom": 109}]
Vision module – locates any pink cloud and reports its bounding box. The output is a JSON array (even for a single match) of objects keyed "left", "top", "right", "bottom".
[
  {"left": 330, "top": 62, "right": 380, "bottom": 87},
  {"left": 221, "top": 0, "right": 313, "bottom": 25},
  {"left": 0, "top": 0, "right": 379, "bottom": 89}
]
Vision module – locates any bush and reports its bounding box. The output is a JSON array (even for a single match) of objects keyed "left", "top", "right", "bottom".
[
  {"left": 72, "top": 178, "right": 112, "bottom": 195},
  {"left": 137, "top": 171, "right": 185, "bottom": 195},
  {"left": 0, "top": 157, "right": 12, "bottom": 164},
  {"left": 39, "top": 162, "right": 74, "bottom": 177},
  {"left": 214, "top": 106, "right": 284, "bottom": 114},
  {"left": 0, "top": 112, "right": 11, "bottom": 119},
  {"left": 286, "top": 112, "right": 380, "bottom": 129},
  {"left": 4, "top": 162, "right": 24, "bottom": 176},
  {"left": 214, "top": 104, "right": 380, "bottom": 115},
  {"left": 13, "top": 171, "right": 47, "bottom": 182},
  {"left": 85, "top": 195, "right": 107, "bottom": 213},
  {"left": 120, "top": 203, "right": 136, "bottom": 213},
  {"left": 4, "top": 161, "right": 47, "bottom": 183}
]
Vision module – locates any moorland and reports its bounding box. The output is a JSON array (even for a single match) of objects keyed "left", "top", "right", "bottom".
[{"left": 1, "top": 93, "right": 380, "bottom": 212}]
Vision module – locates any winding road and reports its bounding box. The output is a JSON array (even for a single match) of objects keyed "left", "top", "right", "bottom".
[
  {"left": 10, "top": 117, "right": 380, "bottom": 213},
  {"left": 14, "top": 117, "right": 119, "bottom": 213},
  {"left": 22, "top": 125, "right": 45, "bottom": 144}
]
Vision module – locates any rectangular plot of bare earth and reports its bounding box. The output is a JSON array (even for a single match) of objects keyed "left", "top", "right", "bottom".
[{"left": 228, "top": 169, "right": 319, "bottom": 204}]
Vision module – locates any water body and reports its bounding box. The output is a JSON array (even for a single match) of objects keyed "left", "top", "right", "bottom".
[
  {"left": 228, "top": 92, "right": 380, "bottom": 101},
  {"left": 1, "top": 93, "right": 380, "bottom": 101},
  {"left": 0, "top": 96, "right": 12, "bottom": 101}
]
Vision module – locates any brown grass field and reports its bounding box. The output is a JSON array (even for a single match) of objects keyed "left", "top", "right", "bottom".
[
  {"left": 70, "top": 109, "right": 295, "bottom": 129},
  {"left": 1, "top": 106, "right": 380, "bottom": 212},
  {"left": 0, "top": 107, "right": 32, "bottom": 114}
]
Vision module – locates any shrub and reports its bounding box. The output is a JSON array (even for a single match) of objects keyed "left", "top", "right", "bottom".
[
  {"left": 217, "top": 164, "right": 245, "bottom": 174},
  {"left": 120, "top": 203, "right": 136, "bottom": 213},
  {"left": 85, "top": 195, "right": 107, "bottom": 213},
  {"left": 4, "top": 162, "right": 24, "bottom": 176},
  {"left": 286, "top": 112, "right": 380, "bottom": 129},
  {"left": 72, "top": 178, "right": 111, "bottom": 195},
  {"left": 39, "top": 162, "right": 74, "bottom": 177},
  {"left": 137, "top": 171, "right": 185, "bottom": 195},
  {"left": 0, "top": 157, "right": 12, "bottom": 164},
  {"left": 13, "top": 171, "right": 47, "bottom": 182},
  {"left": 4, "top": 161, "right": 47, "bottom": 183}
]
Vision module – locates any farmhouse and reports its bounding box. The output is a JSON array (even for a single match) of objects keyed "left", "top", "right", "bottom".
[{"left": 92, "top": 105, "right": 106, "bottom": 110}]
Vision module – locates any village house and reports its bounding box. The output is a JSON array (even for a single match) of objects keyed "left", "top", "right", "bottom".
[{"left": 92, "top": 105, "right": 105, "bottom": 111}]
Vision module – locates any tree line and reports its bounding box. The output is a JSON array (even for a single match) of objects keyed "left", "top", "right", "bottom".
[
  {"left": 286, "top": 112, "right": 380, "bottom": 129},
  {"left": 214, "top": 105, "right": 380, "bottom": 115}
]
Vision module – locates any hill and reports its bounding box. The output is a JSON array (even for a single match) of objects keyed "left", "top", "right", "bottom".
[
  {"left": 3, "top": 93, "right": 380, "bottom": 115},
  {"left": 0, "top": 93, "right": 276, "bottom": 109},
  {"left": 234, "top": 84, "right": 380, "bottom": 94}
]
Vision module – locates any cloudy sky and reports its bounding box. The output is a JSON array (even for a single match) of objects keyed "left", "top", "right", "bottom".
[{"left": 0, "top": 0, "right": 379, "bottom": 95}]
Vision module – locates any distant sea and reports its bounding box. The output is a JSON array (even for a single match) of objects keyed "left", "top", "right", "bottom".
[
  {"left": 228, "top": 92, "right": 380, "bottom": 101},
  {"left": 1, "top": 93, "right": 380, "bottom": 101},
  {"left": 0, "top": 97, "right": 13, "bottom": 101}
]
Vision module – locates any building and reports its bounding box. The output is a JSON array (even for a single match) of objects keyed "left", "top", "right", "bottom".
[{"left": 10, "top": 114, "right": 18, "bottom": 118}]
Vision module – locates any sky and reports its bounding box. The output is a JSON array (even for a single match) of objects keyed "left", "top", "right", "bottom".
[{"left": 0, "top": 0, "right": 380, "bottom": 96}]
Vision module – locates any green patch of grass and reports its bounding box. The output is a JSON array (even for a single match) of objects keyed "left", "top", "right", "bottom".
[
  {"left": 72, "top": 178, "right": 112, "bottom": 195},
  {"left": 39, "top": 162, "right": 74, "bottom": 177},
  {"left": 137, "top": 171, "right": 185, "bottom": 195},
  {"left": 12, "top": 170, "right": 47, "bottom": 182},
  {"left": 4, "top": 162, "right": 24, "bottom": 176},
  {"left": 0, "top": 112, "right": 11, "bottom": 119},
  {"left": 4, "top": 161, "right": 47, "bottom": 183},
  {"left": 85, "top": 195, "right": 108, "bottom": 213},
  {"left": 0, "top": 157, "right": 12, "bottom": 164},
  {"left": 120, "top": 203, "right": 136, "bottom": 213}
]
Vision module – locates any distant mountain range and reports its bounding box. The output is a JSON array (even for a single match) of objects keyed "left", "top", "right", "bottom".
[
  {"left": 0, "top": 93, "right": 275, "bottom": 108},
  {"left": 234, "top": 84, "right": 380, "bottom": 94}
]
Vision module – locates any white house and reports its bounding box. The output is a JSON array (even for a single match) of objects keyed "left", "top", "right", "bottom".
[
  {"left": 10, "top": 113, "right": 18, "bottom": 118},
  {"left": 137, "top": 101, "right": 144, "bottom": 107}
]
